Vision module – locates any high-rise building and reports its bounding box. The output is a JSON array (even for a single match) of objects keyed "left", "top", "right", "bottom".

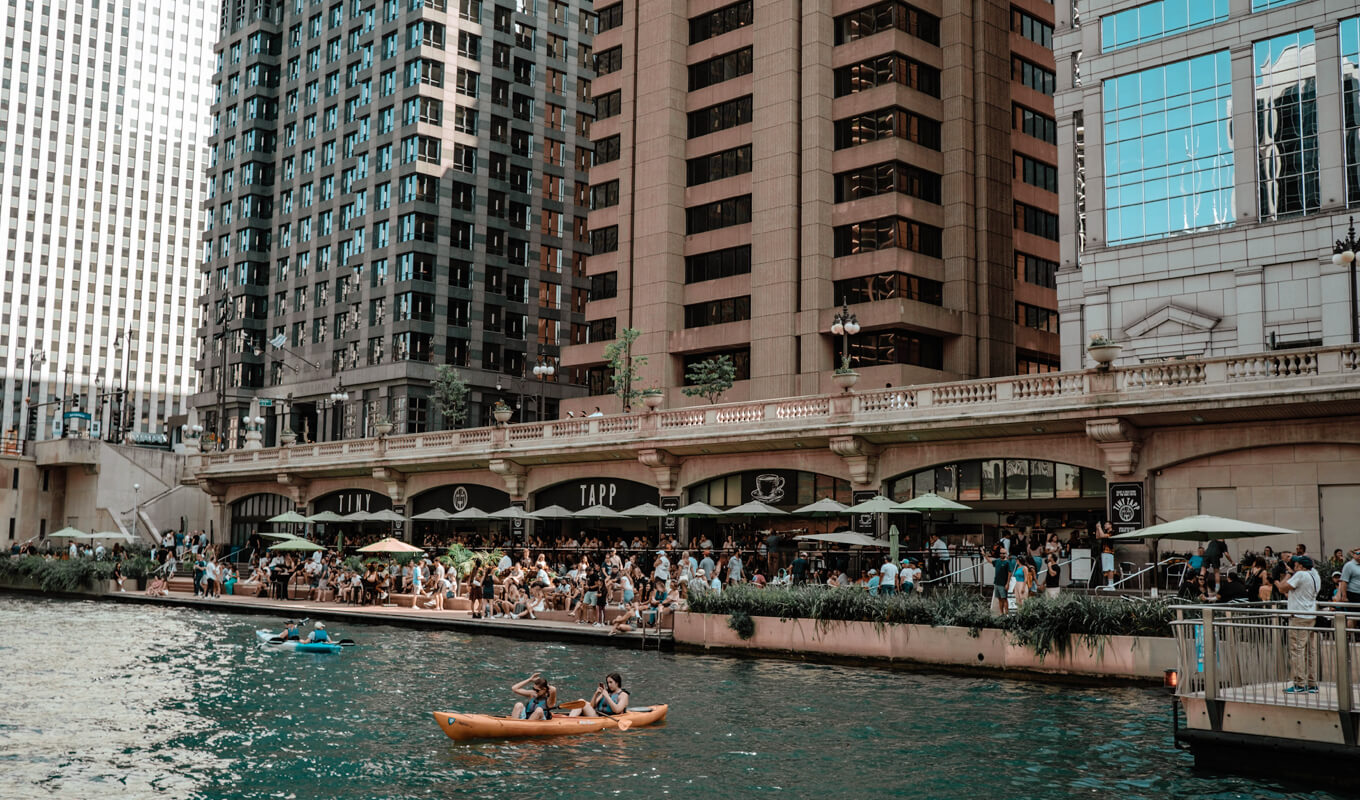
[
  {"left": 563, "top": 0, "right": 1062, "bottom": 410},
  {"left": 0, "top": 1, "right": 219, "bottom": 445},
  {"left": 199, "top": 0, "right": 593, "bottom": 447},
  {"left": 1055, "top": 0, "right": 1360, "bottom": 368}
]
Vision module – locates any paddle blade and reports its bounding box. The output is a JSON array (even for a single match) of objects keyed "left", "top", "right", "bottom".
[
  {"left": 267, "top": 638, "right": 285, "bottom": 644},
  {"left": 616, "top": 719, "right": 632, "bottom": 731},
  {"left": 557, "top": 699, "right": 588, "bottom": 711},
  {"left": 338, "top": 639, "right": 357, "bottom": 646}
]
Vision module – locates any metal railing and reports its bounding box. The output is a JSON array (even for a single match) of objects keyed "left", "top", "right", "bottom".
[
  {"left": 1171, "top": 603, "right": 1360, "bottom": 713},
  {"left": 1098, "top": 557, "right": 1180, "bottom": 592}
]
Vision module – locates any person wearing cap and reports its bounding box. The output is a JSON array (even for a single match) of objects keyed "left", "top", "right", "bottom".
[
  {"left": 867, "top": 568, "right": 880, "bottom": 596},
  {"left": 900, "top": 559, "right": 921, "bottom": 594},
  {"left": 726, "top": 549, "right": 744, "bottom": 585},
  {"left": 1275, "top": 555, "right": 1320, "bottom": 694},
  {"left": 1338, "top": 549, "right": 1360, "bottom": 609},
  {"left": 304, "top": 621, "right": 331, "bottom": 643},
  {"left": 275, "top": 619, "right": 303, "bottom": 641},
  {"left": 688, "top": 569, "right": 709, "bottom": 597}
]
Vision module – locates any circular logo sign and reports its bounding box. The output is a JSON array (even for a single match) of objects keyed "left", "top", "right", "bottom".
[{"left": 452, "top": 486, "right": 469, "bottom": 511}]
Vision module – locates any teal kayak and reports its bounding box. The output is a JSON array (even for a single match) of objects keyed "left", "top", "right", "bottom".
[{"left": 256, "top": 629, "right": 344, "bottom": 654}]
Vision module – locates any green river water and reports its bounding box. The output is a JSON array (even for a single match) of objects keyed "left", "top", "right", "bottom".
[{"left": 0, "top": 595, "right": 1347, "bottom": 800}]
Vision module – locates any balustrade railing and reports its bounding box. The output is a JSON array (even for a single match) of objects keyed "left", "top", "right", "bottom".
[{"left": 192, "top": 343, "right": 1360, "bottom": 471}]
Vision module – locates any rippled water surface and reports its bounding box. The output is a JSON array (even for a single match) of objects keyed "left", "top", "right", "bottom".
[{"left": 0, "top": 595, "right": 1346, "bottom": 799}]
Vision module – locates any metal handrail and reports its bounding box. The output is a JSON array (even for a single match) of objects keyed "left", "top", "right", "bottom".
[
  {"left": 1098, "top": 556, "right": 1180, "bottom": 591},
  {"left": 921, "top": 556, "right": 1076, "bottom": 586}
]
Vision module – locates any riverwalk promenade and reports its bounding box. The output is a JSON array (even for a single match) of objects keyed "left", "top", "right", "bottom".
[{"left": 94, "top": 588, "right": 674, "bottom": 650}]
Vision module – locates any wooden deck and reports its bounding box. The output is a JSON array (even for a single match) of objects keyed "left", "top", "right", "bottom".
[{"left": 1181, "top": 681, "right": 1356, "bottom": 712}]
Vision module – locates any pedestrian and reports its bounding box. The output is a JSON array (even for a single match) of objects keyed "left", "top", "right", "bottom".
[
  {"left": 991, "top": 548, "right": 1013, "bottom": 614},
  {"left": 1276, "top": 555, "right": 1320, "bottom": 694},
  {"left": 1336, "top": 549, "right": 1360, "bottom": 628},
  {"left": 1044, "top": 554, "right": 1061, "bottom": 598},
  {"left": 791, "top": 551, "right": 809, "bottom": 585},
  {"left": 879, "top": 555, "right": 898, "bottom": 596},
  {"left": 928, "top": 533, "right": 950, "bottom": 583}
]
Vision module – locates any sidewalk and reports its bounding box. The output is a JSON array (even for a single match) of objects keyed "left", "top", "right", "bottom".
[{"left": 103, "top": 590, "right": 673, "bottom": 651}]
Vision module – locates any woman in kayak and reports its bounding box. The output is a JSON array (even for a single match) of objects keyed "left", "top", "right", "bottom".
[
  {"left": 569, "top": 672, "right": 629, "bottom": 717},
  {"left": 275, "top": 620, "right": 303, "bottom": 640},
  {"left": 510, "top": 673, "right": 557, "bottom": 720}
]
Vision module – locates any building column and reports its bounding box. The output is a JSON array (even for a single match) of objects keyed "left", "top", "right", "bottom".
[
  {"left": 1234, "top": 266, "right": 1265, "bottom": 352},
  {"left": 1314, "top": 24, "right": 1346, "bottom": 212},
  {"left": 1230, "top": 43, "right": 1259, "bottom": 226}
]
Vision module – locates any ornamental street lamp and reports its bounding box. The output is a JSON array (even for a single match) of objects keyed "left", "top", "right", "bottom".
[
  {"left": 1333, "top": 216, "right": 1360, "bottom": 345},
  {"left": 531, "top": 357, "right": 555, "bottom": 422},
  {"left": 829, "top": 301, "right": 861, "bottom": 371},
  {"left": 326, "top": 378, "right": 350, "bottom": 441}
]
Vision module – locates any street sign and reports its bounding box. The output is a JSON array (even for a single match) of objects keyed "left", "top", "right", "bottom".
[
  {"left": 258, "top": 398, "right": 274, "bottom": 407},
  {"left": 63, "top": 411, "right": 91, "bottom": 421}
]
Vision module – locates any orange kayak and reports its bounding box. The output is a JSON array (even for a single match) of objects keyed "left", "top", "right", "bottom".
[{"left": 433, "top": 704, "right": 668, "bottom": 741}]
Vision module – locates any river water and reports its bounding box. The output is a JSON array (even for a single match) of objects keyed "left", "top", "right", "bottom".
[{"left": 0, "top": 595, "right": 1344, "bottom": 800}]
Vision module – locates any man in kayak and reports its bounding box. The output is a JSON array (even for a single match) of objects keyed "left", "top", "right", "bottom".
[
  {"left": 303, "top": 622, "right": 330, "bottom": 643},
  {"left": 568, "top": 672, "right": 629, "bottom": 717},
  {"left": 275, "top": 620, "right": 303, "bottom": 641},
  {"left": 510, "top": 673, "right": 557, "bottom": 720}
]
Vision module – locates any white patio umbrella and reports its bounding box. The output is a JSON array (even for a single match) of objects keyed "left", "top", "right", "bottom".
[
  {"left": 894, "top": 493, "right": 969, "bottom": 554},
  {"left": 721, "top": 500, "right": 788, "bottom": 517},
  {"left": 449, "top": 507, "right": 491, "bottom": 520},
  {"left": 366, "top": 509, "right": 407, "bottom": 523},
  {"left": 529, "top": 505, "right": 576, "bottom": 520},
  {"left": 621, "top": 503, "right": 670, "bottom": 518},
  {"left": 51, "top": 526, "right": 91, "bottom": 539},
  {"left": 791, "top": 498, "right": 852, "bottom": 517},
  {"left": 410, "top": 508, "right": 454, "bottom": 521},
  {"left": 671, "top": 501, "right": 723, "bottom": 518},
  {"left": 305, "top": 511, "right": 346, "bottom": 523},
  {"left": 267, "top": 511, "right": 310, "bottom": 524},
  {"left": 846, "top": 495, "right": 915, "bottom": 515},
  {"left": 342, "top": 510, "right": 375, "bottom": 522},
  {"left": 1109, "top": 515, "right": 1301, "bottom": 594},
  {"left": 574, "top": 504, "right": 629, "bottom": 519}
]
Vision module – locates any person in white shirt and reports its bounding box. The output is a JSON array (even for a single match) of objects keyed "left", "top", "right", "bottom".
[
  {"left": 879, "top": 557, "right": 899, "bottom": 595},
  {"left": 68, "top": 541, "right": 78, "bottom": 559},
  {"left": 654, "top": 552, "right": 670, "bottom": 582},
  {"left": 498, "top": 553, "right": 513, "bottom": 572},
  {"left": 928, "top": 534, "right": 951, "bottom": 583},
  {"left": 1277, "top": 555, "right": 1320, "bottom": 694}
]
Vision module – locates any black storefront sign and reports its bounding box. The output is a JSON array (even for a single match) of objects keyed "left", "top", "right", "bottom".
[
  {"left": 660, "top": 496, "right": 680, "bottom": 533},
  {"left": 532, "top": 478, "right": 659, "bottom": 512},
  {"left": 392, "top": 503, "right": 406, "bottom": 537},
  {"left": 411, "top": 483, "right": 511, "bottom": 515},
  {"left": 510, "top": 500, "right": 527, "bottom": 535},
  {"left": 852, "top": 490, "right": 878, "bottom": 535},
  {"left": 312, "top": 490, "right": 392, "bottom": 515},
  {"left": 1108, "top": 482, "right": 1144, "bottom": 534}
]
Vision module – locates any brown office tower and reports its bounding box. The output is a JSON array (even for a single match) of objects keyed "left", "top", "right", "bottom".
[{"left": 567, "top": 0, "right": 1061, "bottom": 411}]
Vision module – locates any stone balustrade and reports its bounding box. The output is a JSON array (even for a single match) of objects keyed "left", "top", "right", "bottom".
[{"left": 194, "top": 344, "right": 1360, "bottom": 476}]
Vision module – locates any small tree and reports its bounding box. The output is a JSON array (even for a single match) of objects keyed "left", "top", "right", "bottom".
[
  {"left": 602, "top": 327, "right": 647, "bottom": 410},
  {"left": 431, "top": 364, "right": 469, "bottom": 429},
  {"left": 682, "top": 354, "right": 736, "bottom": 404}
]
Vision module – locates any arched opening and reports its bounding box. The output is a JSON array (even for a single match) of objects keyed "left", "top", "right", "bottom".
[
  {"left": 229, "top": 493, "right": 292, "bottom": 551},
  {"left": 410, "top": 484, "right": 510, "bottom": 549},
  {"left": 529, "top": 478, "right": 660, "bottom": 549},
  {"left": 312, "top": 489, "right": 392, "bottom": 549}
]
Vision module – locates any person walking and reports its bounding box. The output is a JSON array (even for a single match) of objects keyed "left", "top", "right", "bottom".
[
  {"left": 928, "top": 533, "right": 950, "bottom": 584},
  {"left": 1276, "top": 555, "right": 1320, "bottom": 694}
]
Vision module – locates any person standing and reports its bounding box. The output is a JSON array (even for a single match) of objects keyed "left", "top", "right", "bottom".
[
  {"left": 1337, "top": 549, "right": 1360, "bottom": 628},
  {"left": 726, "top": 550, "right": 743, "bottom": 585},
  {"left": 791, "top": 551, "right": 809, "bottom": 585},
  {"left": 879, "top": 555, "right": 898, "bottom": 596},
  {"left": 928, "top": 533, "right": 950, "bottom": 584},
  {"left": 1044, "top": 555, "right": 1062, "bottom": 598},
  {"left": 991, "top": 549, "right": 1013, "bottom": 614},
  {"left": 1276, "top": 555, "right": 1320, "bottom": 694}
]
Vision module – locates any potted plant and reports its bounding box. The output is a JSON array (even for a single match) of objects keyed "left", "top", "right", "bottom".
[
  {"left": 832, "top": 355, "right": 859, "bottom": 391},
  {"left": 641, "top": 387, "right": 664, "bottom": 410},
  {"left": 280, "top": 428, "right": 298, "bottom": 445},
  {"left": 1087, "top": 333, "right": 1122, "bottom": 368},
  {"left": 491, "top": 400, "right": 513, "bottom": 424},
  {"left": 373, "top": 413, "right": 394, "bottom": 436}
]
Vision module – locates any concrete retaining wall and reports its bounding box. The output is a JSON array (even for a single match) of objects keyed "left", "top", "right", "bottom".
[{"left": 673, "top": 612, "right": 1177, "bottom": 681}]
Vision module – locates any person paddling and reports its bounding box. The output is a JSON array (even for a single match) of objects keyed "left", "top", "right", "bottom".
[
  {"left": 510, "top": 672, "right": 557, "bottom": 720},
  {"left": 275, "top": 620, "right": 302, "bottom": 641},
  {"left": 568, "top": 672, "right": 629, "bottom": 718},
  {"left": 303, "top": 621, "right": 330, "bottom": 643}
]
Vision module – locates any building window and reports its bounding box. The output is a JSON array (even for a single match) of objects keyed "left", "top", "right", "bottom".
[
  {"left": 835, "top": 0, "right": 940, "bottom": 46},
  {"left": 1017, "top": 355, "right": 1061, "bottom": 374},
  {"left": 1016, "top": 302, "right": 1059, "bottom": 333},
  {"left": 590, "top": 225, "right": 619, "bottom": 253},
  {"left": 685, "top": 195, "right": 752, "bottom": 235},
  {"left": 1013, "top": 105, "right": 1057, "bottom": 145},
  {"left": 1015, "top": 155, "right": 1058, "bottom": 193},
  {"left": 686, "top": 245, "right": 752, "bottom": 283},
  {"left": 1012, "top": 57, "right": 1055, "bottom": 95},
  {"left": 834, "top": 217, "right": 943, "bottom": 258},
  {"left": 1014, "top": 203, "right": 1059, "bottom": 241},
  {"left": 688, "top": 95, "right": 753, "bottom": 138},
  {"left": 1011, "top": 7, "right": 1053, "bottom": 48},
  {"left": 889, "top": 459, "right": 1107, "bottom": 502},
  {"left": 834, "top": 161, "right": 942, "bottom": 203},
  {"left": 835, "top": 107, "right": 941, "bottom": 150},
  {"left": 833, "top": 272, "right": 943, "bottom": 306},
  {"left": 1251, "top": 0, "right": 1301, "bottom": 10},
  {"left": 684, "top": 296, "right": 751, "bottom": 328},
  {"left": 835, "top": 53, "right": 941, "bottom": 98},
  {"left": 594, "top": 135, "right": 622, "bottom": 164},
  {"left": 588, "top": 272, "right": 618, "bottom": 300},
  {"left": 682, "top": 348, "right": 751, "bottom": 383},
  {"left": 595, "top": 91, "right": 622, "bottom": 119},
  {"left": 1103, "top": 51, "right": 1234, "bottom": 244},
  {"left": 1016, "top": 252, "right": 1058, "bottom": 289},
  {"left": 1345, "top": 18, "right": 1360, "bottom": 208},
  {"left": 1100, "top": 0, "right": 1228, "bottom": 52},
  {"left": 688, "top": 47, "right": 753, "bottom": 91},
  {"left": 595, "top": 46, "right": 623, "bottom": 75},
  {"left": 597, "top": 3, "right": 624, "bottom": 33},
  {"left": 686, "top": 145, "right": 752, "bottom": 186},
  {"left": 590, "top": 180, "right": 620, "bottom": 209},
  {"left": 690, "top": 0, "right": 754, "bottom": 44},
  {"left": 835, "top": 330, "right": 943, "bottom": 370},
  {"left": 1255, "top": 29, "right": 1318, "bottom": 221}
]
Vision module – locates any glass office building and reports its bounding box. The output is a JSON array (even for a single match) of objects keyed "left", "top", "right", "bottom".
[{"left": 1055, "top": 0, "right": 1360, "bottom": 367}]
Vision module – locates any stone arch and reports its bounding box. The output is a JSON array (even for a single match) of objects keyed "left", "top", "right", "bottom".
[
  {"left": 874, "top": 435, "right": 1102, "bottom": 488},
  {"left": 678, "top": 451, "right": 849, "bottom": 492},
  {"left": 311, "top": 487, "right": 392, "bottom": 514},
  {"left": 410, "top": 482, "right": 510, "bottom": 514},
  {"left": 227, "top": 492, "right": 293, "bottom": 549},
  {"left": 303, "top": 476, "right": 389, "bottom": 506},
  {"left": 1141, "top": 419, "right": 1360, "bottom": 475}
]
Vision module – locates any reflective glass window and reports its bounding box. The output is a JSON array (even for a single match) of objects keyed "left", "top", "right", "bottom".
[
  {"left": 1103, "top": 50, "right": 1235, "bottom": 245},
  {"left": 1340, "top": 18, "right": 1360, "bottom": 208},
  {"left": 1100, "top": 0, "right": 1227, "bottom": 52},
  {"left": 1251, "top": 0, "right": 1300, "bottom": 10},
  {"left": 1255, "top": 29, "right": 1318, "bottom": 220}
]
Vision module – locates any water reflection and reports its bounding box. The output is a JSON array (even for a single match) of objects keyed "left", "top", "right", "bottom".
[{"left": 0, "top": 595, "right": 1348, "bottom": 800}]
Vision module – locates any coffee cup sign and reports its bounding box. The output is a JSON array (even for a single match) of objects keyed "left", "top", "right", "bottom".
[{"left": 752, "top": 474, "right": 786, "bottom": 503}]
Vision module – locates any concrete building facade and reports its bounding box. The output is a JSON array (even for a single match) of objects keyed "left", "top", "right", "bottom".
[
  {"left": 198, "top": 0, "right": 595, "bottom": 448},
  {"left": 564, "top": 0, "right": 1063, "bottom": 413},
  {"left": 1055, "top": 0, "right": 1360, "bottom": 368},
  {"left": 0, "top": 0, "right": 219, "bottom": 444}
]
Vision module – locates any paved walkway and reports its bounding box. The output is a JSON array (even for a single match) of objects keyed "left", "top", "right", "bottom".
[{"left": 103, "top": 590, "right": 673, "bottom": 651}]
